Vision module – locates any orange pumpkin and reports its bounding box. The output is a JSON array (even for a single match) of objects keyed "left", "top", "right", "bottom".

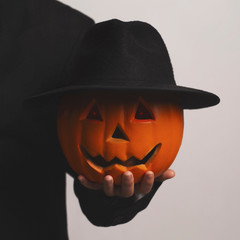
[{"left": 57, "top": 92, "right": 184, "bottom": 185}]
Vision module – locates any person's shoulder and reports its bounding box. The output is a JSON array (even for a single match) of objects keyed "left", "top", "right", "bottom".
[{"left": 35, "top": 0, "right": 95, "bottom": 27}]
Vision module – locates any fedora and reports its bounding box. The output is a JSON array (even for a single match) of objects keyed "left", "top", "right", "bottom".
[{"left": 27, "top": 19, "right": 220, "bottom": 109}]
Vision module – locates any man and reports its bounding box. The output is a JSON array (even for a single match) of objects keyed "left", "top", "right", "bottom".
[{"left": 0, "top": 1, "right": 175, "bottom": 239}]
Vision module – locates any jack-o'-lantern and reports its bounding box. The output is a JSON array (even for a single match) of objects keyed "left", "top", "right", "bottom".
[{"left": 57, "top": 92, "right": 184, "bottom": 185}]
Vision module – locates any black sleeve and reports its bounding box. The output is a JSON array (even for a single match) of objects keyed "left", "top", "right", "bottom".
[{"left": 73, "top": 177, "right": 162, "bottom": 226}]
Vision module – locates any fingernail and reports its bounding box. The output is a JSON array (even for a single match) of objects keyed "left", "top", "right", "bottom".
[
  {"left": 125, "top": 171, "right": 133, "bottom": 179},
  {"left": 104, "top": 175, "right": 113, "bottom": 182},
  {"left": 78, "top": 175, "right": 84, "bottom": 182},
  {"left": 147, "top": 171, "right": 154, "bottom": 178}
]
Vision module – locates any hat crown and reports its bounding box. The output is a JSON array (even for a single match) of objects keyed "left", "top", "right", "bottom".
[
  {"left": 27, "top": 19, "right": 220, "bottom": 110},
  {"left": 68, "top": 19, "right": 176, "bottom": 88}
]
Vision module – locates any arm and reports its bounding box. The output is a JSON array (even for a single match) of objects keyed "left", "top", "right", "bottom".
[{"left": 73, "top": 170, "right": 175, "bottom": 226}]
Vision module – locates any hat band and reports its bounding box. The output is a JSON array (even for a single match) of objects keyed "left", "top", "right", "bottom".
[{"left": 69, "top": 76, "right": 177, "bottom": 88}]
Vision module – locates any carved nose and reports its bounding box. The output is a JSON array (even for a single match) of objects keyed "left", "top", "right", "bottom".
[{"left": 112, "top": 125, "right": 129, "bottom": 141}]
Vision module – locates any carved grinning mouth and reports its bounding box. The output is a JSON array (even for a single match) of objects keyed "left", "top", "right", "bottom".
[{"left": 80, "top": 143, "right": 161, "bottom": 168}]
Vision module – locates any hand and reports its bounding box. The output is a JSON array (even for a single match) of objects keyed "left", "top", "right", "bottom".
[{"left": 78, "top": 169, "right": 175, "bottom": 198}]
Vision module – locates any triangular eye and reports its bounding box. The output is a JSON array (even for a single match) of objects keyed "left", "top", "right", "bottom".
[
  {"left": 135, "top": 102, "right": 154, "bottom": 120},
  {"left": 87, "top": 104, "right": 103, "bottom": 121}
]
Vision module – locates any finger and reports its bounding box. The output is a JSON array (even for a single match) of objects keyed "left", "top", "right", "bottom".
[
  {"left": 103, "top": 175, "right": 114, "bottom": 197},
  {"left": 135, "top": 171, "right": 154, "bottom": 194},
  {"left": 155, "top": 169, "right": 175, "bottom": 182},
  {"left": 119, "top": 171, "right": 134, "bottom": 198},
  {"left": 78, "top": 175, "right": 102, "bottom": 190}
]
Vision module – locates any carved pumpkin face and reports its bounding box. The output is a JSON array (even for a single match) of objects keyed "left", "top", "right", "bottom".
[{"left": 57, "top": 92, "right": 184, "bottom": 185}]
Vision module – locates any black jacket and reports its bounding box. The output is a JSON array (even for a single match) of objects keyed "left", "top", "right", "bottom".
[{"left": 0, "top": 1, "right": 161, "bottom": 239}]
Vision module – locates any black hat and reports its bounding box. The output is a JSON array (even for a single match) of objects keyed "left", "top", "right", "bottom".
[{"left": 27, "top": 19, "right": 220, "bottom": 109}]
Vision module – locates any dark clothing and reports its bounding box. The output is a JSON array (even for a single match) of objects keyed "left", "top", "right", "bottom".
[{"left": 0, "top": 0, "right": 161, "bottom": 239}]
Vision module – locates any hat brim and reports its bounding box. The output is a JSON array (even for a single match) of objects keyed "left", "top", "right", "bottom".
[{"left": 25, "top": 84, "right": 220, "bottom": 109}]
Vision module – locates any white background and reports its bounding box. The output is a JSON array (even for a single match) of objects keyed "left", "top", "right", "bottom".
[{"left": 58, "top": 1, "right": 240, "bottom": 239}]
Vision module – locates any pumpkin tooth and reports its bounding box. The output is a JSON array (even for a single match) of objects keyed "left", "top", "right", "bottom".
[{"left": 103, "top": 151, "right": 116, "bottom": 162}]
